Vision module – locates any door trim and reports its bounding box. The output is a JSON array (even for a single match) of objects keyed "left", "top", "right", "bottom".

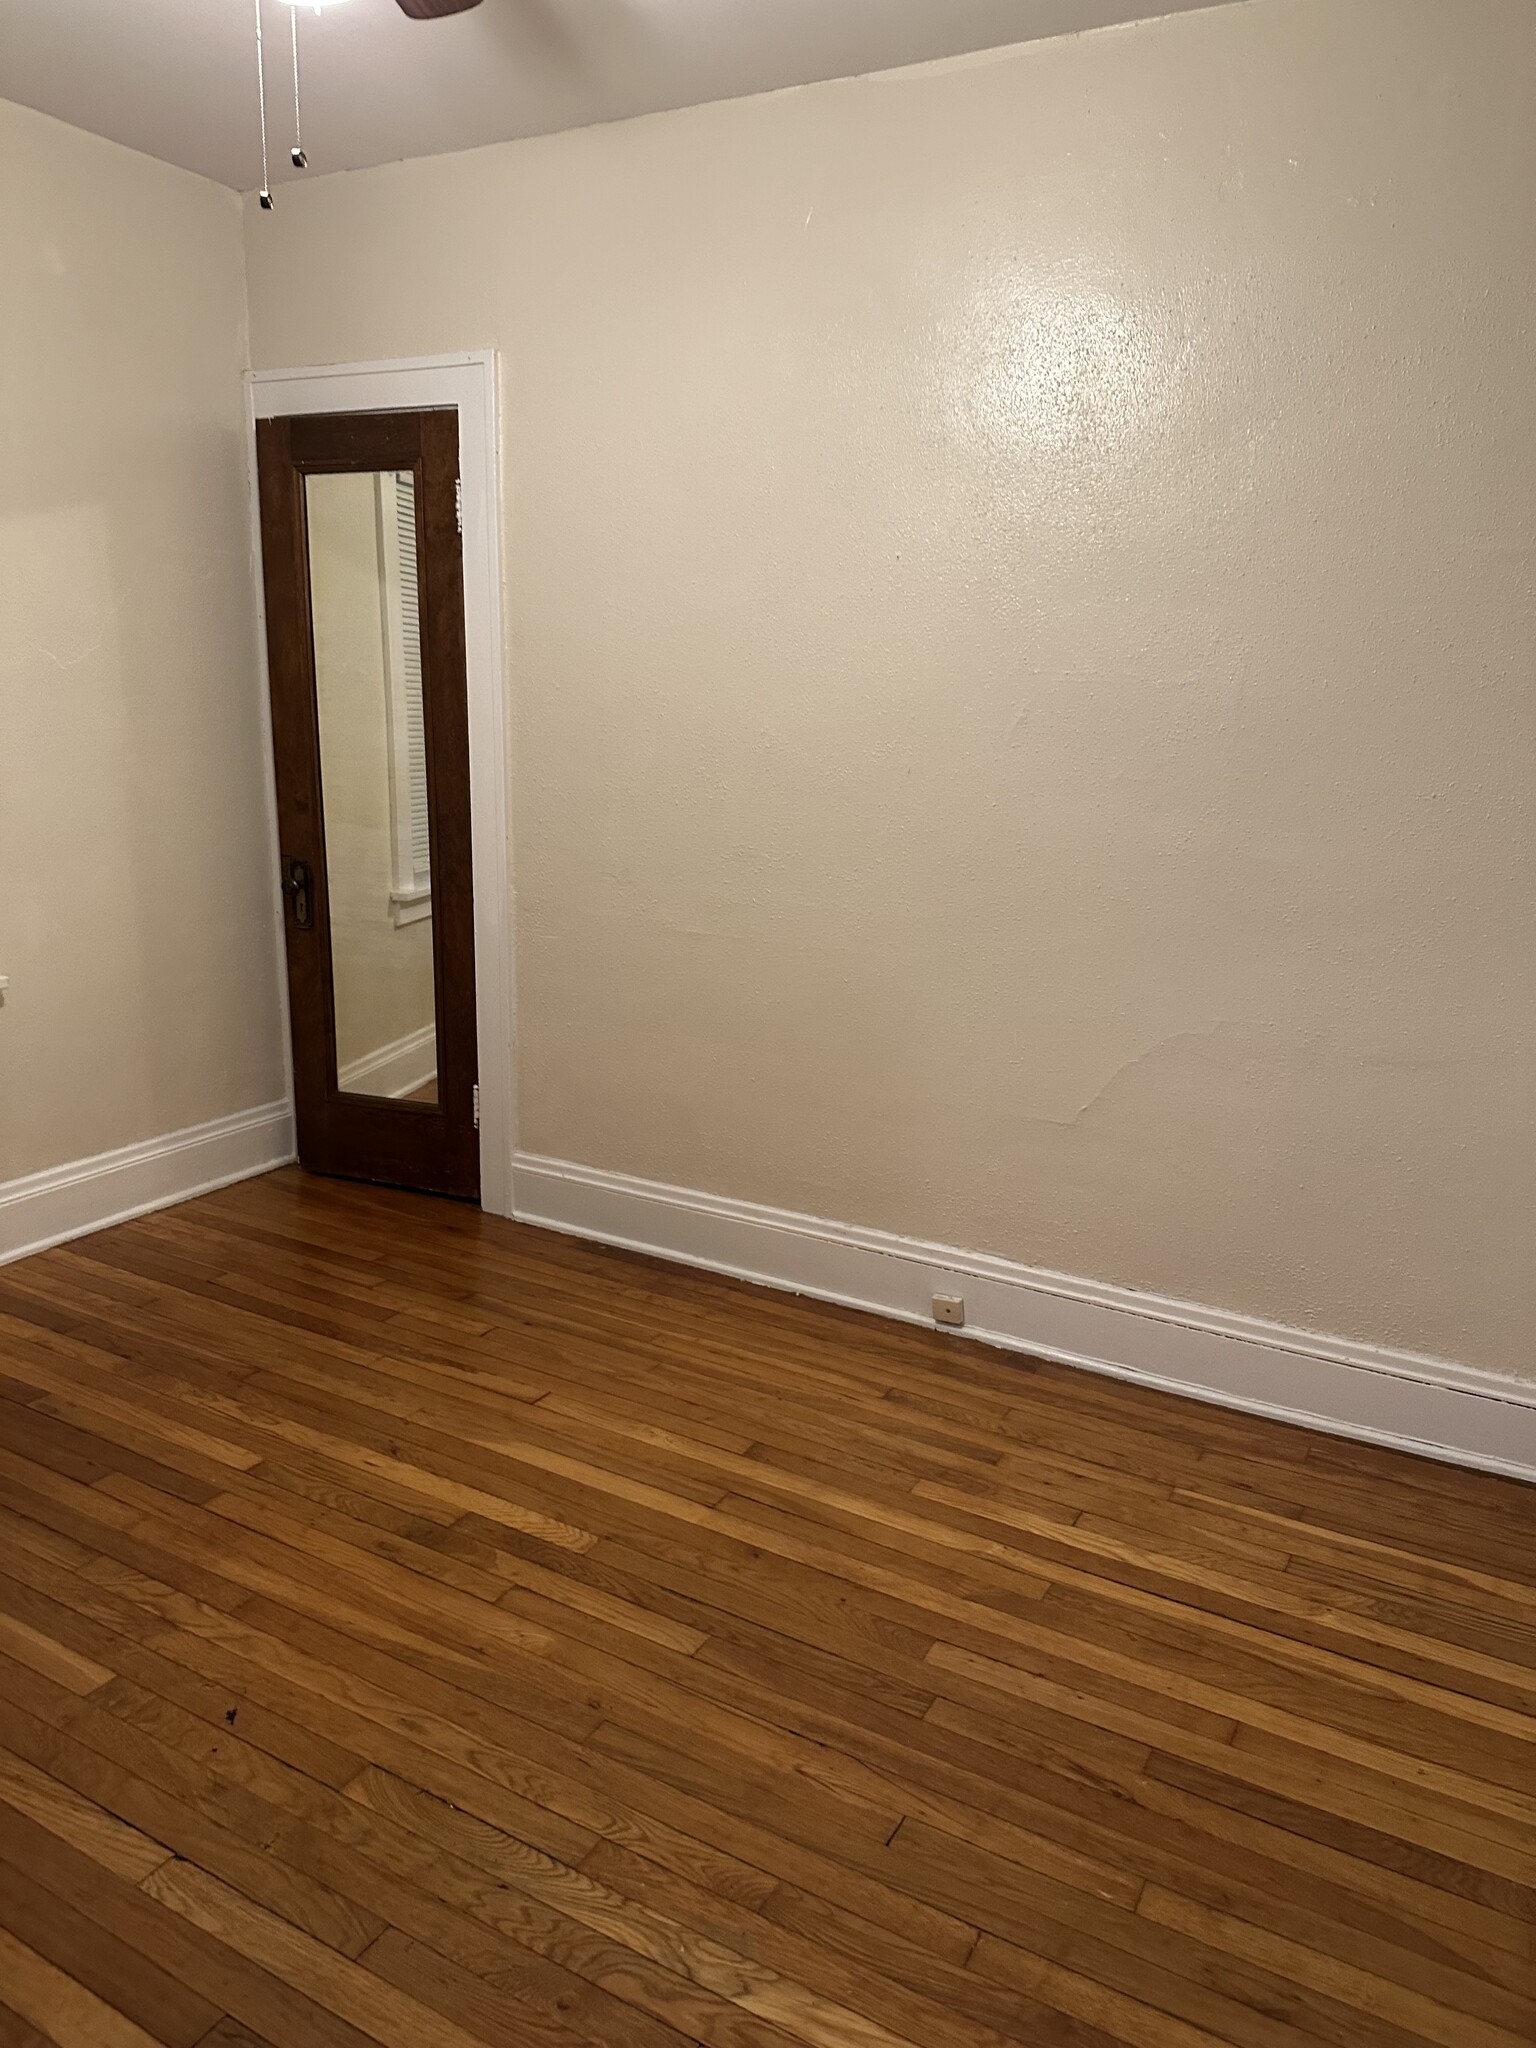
[{"left": 245, "top": 354, "right": 513, "bottom": 1215}]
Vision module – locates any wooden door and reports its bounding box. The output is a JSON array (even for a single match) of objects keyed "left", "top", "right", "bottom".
[{"left": 255, "top": 409, "right": 479, "bottom": 1199}]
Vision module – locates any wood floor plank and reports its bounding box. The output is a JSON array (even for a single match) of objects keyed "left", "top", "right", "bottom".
[
  {"left": 0, "top": 1167, "right": 1530, "bottom": 2048},
  {"left": 0, "top": 1852, "right": 221, "bottom": 2048},
  {"left": 0, "top": 1925, "right": 166, "bottom": 2048},
  {"left": 1136, "top": 1886, "right": 1532, "bottom": 2048},
  {"left": 0, "top": 1690, "right": 387, "bottom": 1964},
  {"left": 925, "top": 1652, "right": 1536, "bottom": 1891},
  {"left": 911, "top": 1480, "right": 1536, "bottom": 1726},
  {"left": 141, "top": 1860, "right": 500, "bottom": 2048},
  {"left": 356, "top": 1925, "right": 660, "bottom": 2048},
  {"left": 338, "top": 1767, "right": 931, "bottom": 2048},
  {"left": 191, "top": 2024, "right": 282, "bottom": 2048},
  {"left": 0, "top": 1737, "right": 172, "bottom": 1882},
  {"left": 0, "top": 2003, "right": 55, "bottom": 2048},
  {"left": 0, "top": 1607, "right": 113, "bottom": 1696},
  {"left": 0, "top": 1802, "right": 385, "bottom": 2048}
]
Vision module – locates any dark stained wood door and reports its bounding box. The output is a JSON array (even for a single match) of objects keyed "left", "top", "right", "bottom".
[{"left": 255, "top": 409, "right": 479, "bottom": 1199}]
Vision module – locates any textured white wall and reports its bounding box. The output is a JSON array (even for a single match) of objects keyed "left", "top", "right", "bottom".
[
  {"left": 1, "top": 99, "right": 286, "bottom": 1180},
  {"left": 243, "top": 0, "right": 1534, "bottom": 1377}
]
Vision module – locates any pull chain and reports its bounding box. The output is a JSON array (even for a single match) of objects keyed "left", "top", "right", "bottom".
[
  {"left": 290, "top": 5, "right": 307, "bottom": 169},
  {"left": 254, "top": 0, "right": 273, "bottom": 208}
]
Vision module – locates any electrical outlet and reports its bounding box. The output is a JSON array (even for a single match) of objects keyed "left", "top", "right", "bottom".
[{"left": 932, "top": 1293, "right": 965, "bottom": 1328}]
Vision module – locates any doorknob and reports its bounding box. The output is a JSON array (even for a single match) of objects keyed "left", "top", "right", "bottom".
[{"left": 282, "top": 857, "right": 314, "bottom": 931}]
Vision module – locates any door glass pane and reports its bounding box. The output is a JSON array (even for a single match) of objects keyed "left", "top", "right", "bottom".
[{"left": 306, "top": 469, "right": 438, "bottom": 1104}]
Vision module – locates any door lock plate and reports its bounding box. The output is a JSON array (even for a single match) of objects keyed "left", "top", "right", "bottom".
[{"left": 282, "top": 857, "right": 314, "bottom": 930}]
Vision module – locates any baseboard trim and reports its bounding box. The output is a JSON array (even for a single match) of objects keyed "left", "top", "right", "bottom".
[
  {"left": 0, "top": 1103, "right": 296, "bottom": 1267},
  {"left": 338, "top": 1024, "right": 437, "bottom": 1100},
  {"left": 512, "top": 1152, "right": 1536, "bottom": 1483}
]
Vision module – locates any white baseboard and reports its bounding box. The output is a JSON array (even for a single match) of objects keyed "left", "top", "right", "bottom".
[
  {"left": 338, "top": 1025, "right": 436, "bottom": 1099},
  {"left": 0, "top": 1102, "right": 296, "bottom": 1268},
  {"left": 512, "top": 1153, "right": 1536, "bottom": 1483}
]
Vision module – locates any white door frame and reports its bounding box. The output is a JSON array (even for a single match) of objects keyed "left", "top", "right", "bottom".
[{"left": 245, "top": 352, "right": 514, "bottom": 1216}]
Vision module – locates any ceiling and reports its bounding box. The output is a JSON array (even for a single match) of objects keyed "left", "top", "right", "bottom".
[{"left": 0, "top": 0, "right": 1233, "bottom": 193}]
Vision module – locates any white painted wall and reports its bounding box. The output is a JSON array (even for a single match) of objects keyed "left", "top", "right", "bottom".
[
  {"left": 0, "top": 98, "right": 286, "bottom": 1185},
  {"left": 241, "top": 0, "right": 1535, "bottom": 1383}
]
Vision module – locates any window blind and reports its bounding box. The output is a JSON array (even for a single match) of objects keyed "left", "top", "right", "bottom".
[{"left": 394, "top": 473, "right": 431, "bottom": 886}]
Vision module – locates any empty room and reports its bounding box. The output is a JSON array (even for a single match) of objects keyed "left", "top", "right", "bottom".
[{"left": 1, "top": 0, "right": 1532, "bottom": 2043}]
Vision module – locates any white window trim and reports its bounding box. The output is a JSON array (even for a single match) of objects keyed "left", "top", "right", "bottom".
[
  {"left": 246, "top": 353, "right": 513, "bottom": 1216},
  {"left": 390, "top": 885, "right": 433, "bottom": 928}
]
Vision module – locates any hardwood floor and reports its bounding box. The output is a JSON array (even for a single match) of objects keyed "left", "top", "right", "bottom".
[{"left": 0, "top": 1167, "right": 1531, "bottom": 2048}]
